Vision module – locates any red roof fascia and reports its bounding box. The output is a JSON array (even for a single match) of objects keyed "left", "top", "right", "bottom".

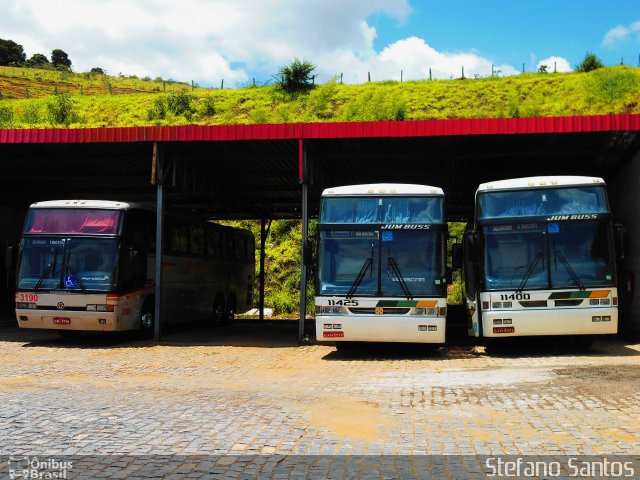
[{"left": 1, "top": 114, "right": 639, "bottom": 144}]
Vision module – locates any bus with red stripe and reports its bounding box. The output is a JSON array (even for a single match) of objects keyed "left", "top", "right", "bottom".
[{"left": 15, "top": 200, "right": 254, "bottom": 338}]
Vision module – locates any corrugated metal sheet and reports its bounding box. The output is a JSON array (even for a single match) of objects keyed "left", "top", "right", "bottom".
[{"left": 1, "top": 114, "right": 639, "bottom": 144}]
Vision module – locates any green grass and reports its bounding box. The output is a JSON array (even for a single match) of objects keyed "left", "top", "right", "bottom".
[{"left": 1, "top": 66, "right": 639, "bottom": 129}]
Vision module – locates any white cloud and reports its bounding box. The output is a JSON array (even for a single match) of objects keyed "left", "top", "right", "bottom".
[
  {"left": 0, "top": 0, "right": 521, "bottom": 86},
  {"left": 603, "top": 21, "right": 640, "bottom": 48},
  {"left": 537, "top": 56, "right": 572, "bottom": 73}
]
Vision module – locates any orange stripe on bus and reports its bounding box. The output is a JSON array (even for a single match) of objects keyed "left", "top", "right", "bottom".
[
  {"left": 106, "top": 285, "right": 155, "bottom": 301},
  {"left": 416, "top": 300, "right": 438, "bottom": 308},
  {"left": 589, "top": 290, "right": 610, "bottom": 298}
]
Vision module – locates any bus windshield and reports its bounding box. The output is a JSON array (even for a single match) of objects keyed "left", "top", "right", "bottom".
[
  {"left": 318, "top": 230, "right": 445, "bottom": 297},
  {"left": 482, "top": 221, "right": 615, "bottom": 290},
  {"left": 18, "top": 237, "right": 119, "bottom": 291},
  {"left": 478, "top": 186, "right": 608, "bottom": 219},
  {"left": 320, "top": 196, "right": 443, "bottom": 224}
]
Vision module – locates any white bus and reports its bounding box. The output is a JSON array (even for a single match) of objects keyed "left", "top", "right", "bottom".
[
  {"left": 315, "top": 184, "right": 448, "bottom": 346},
  {"left": 15, "top": 200, "right": 254, "bottom": 337},
  {"left": 463, "top": 176, "right": 620, "bottom": 347}
]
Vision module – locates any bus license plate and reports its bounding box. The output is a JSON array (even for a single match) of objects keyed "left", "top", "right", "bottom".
[
  {"left": 493, "top": 326, "right": 514, "bottom": 334},
  {"left": 53, "top": 317, "right": 71, "bottom": 325},
  {"left": 323, "top": 331, "right": 344, "bottom": 338}
]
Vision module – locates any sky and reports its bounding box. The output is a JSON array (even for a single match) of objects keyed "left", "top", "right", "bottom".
[{"left": 1, "top": 0, "right": 640, "bottom": 87}]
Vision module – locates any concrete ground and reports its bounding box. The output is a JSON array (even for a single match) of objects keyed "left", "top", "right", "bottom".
[{"left": 0, "top": 319, "right": 639, "bottom": 478}]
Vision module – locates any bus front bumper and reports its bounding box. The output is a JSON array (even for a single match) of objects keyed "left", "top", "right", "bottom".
[
  {"left": 481, "top": 307, "right": 618, "bottom": 337},
  {"left": 316, "top": 315, "right": 446, "bottom": 344},
  {"left": 15, "top": 309, "right": 122, "bottom": 332}
]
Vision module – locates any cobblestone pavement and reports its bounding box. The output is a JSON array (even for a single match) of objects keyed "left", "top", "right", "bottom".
[{"left": 0, "top": 321, "right": 639, "bottom": 478}]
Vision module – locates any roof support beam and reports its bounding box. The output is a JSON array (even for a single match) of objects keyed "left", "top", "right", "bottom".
[{"left": 299, "top": 139, "right": 309, "bottom": 342}]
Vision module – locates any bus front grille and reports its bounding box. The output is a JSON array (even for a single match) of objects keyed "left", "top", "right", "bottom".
[{"left": 348, "top": 307, "right": 411, "bottom": 315}]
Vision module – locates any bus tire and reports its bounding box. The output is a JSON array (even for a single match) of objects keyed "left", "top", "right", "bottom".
[
  {"left": 225, "top": 295, "right": 236, "bottom": 324},
  {"left": 58, "top": 330, "right": 81, "bottom": 339},
  {"left": 138, "top": 299, "right": 155, "bottom": 338},
  {"left": 575, "top": 335, "right": 594, "bottom": 348},
  {"left": 213, "top": 294, "right": 225, "bottom": 325}
]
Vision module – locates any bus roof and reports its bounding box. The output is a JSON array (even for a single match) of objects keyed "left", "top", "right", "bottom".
[
  {"left": 322, "top": 184, "right": 444, "bottom": 196},
  {"left": 477, "top": 176, "right": 605, "bottom": 193},
  {"left": 28, "top": 200, "right": 136, "bottom": 210}
]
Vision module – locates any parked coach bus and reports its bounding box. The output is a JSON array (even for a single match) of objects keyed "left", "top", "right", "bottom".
[
  {"left": 462, "top": 176, "right": 621, "bottom": 347},
  {"left": 15, "top": 200, "right": 254, "bottom": 337},
  {"left": 315, "top": 184, "right": 449, "bottom": 347}
]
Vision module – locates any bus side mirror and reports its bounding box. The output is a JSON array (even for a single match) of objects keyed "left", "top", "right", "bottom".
[
  {"left": 446, "top": 266, "right": 453, "bottom": 285},
  {"left": 451, "top": 243, "right": 462, "bottom": 270},
  {"left": 5, "top": 245, "right": 13, "bottom": 268},
  {"left": 614, "top": 223, "right": 625, "bottom": 262}
]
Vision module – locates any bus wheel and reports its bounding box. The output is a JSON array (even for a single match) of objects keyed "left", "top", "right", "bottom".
[
  {"left": 139, "top": 301, "right": 155, "bottom": 338},
  {"left": 225, "top": 295, "right": 236, "bottom": 324},
  {"left": 213, "top": 295, "right": 225, "bottom": 325},
  {"left": 58, "top": 330, "right": 81, "bottom": 339},
  {"left": 575, "top": 335, "right": 594, "bottom": 348}
]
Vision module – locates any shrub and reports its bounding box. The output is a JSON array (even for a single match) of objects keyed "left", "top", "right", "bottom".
[
  {"left": 147, "top": 96, "right": 167, "bottom": 120},
  {"left": 278, "top": 59, "right": 316, "bottom": 93},
  {"left": 577, "top": 53, "right": 604, "bottom": 73},
  {"left": 46, "top": 93, "right": 76, "bottom": 125},
  {"left": 200, "top": 96, "right": 217, "bottom": 116},
  {"left": 167, "top": 90, "right": 194, "bottom": 120},
  {"left": 0, "top": 104, "right": 14, "bottom": 127}
]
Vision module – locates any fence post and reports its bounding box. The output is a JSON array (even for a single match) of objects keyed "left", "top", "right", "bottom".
[
  {"left": 491, "top": 64, "right": 494, "bottom": 76},
  {"left": 429, "top": 68, "right": 432, "bottom": 80},
  {"left": 461, "top": 66, "right": 465, "bottom": 79},
  {"left": 221, "top": 79, "right": 224, "bottom": 89},
  {"left": 163, "top": 81, "right": 166, "bottom": 93},
  {"left": 191, "top": 80, "right": 195, "bottom": 91},
  {"left": 554, "top": 61, "right": 557, "bottom": 73},
  {"left": 400, "top": 69, "right": 403, "bottom": 82},
  {"left": 522, "top": 63, "right": 525, "bottom": 73},
  {"left": 340, "top": 73, "right": 343, "bottom": 84},
  {"left": 368, "top": 72, "right": 370, "bottom": 82}
]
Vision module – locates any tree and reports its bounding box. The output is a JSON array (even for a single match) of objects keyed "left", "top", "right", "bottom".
[
  {"left": 51, "top": 49, "right": 72, "bottom": 70},
  {"left": 576, "top": 52, "right": 604, "bottom": 72},
  {"left": 538, "top": 64, "right": 548, "bottom": 74},
  {"left": 0, "top": 38, "right": 26, "bottom": 66},
  {"left": 278, "top": 59, "right": 316, "bottom": 92},
  {"left": 25, "top": 53, "right": 50, "bottom": 68},
  {"left": 90, "top": 67, "right": 106, "bottom": 75}
]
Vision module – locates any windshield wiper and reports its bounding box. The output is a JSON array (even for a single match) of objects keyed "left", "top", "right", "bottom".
[
  {"left": 34, "top": 249, "right": 59, "bottom": 291},
  {"left": 63, "top": 249, "right": 86, "bottom": 292},
  {"left": 346, "top": 241, "right": 375, "bottom": 299},
  {"left": 346, "top": 257, "right": 372, "bottom": 299},
  {"left": 516, "top": 251, "right": 543, "bottom": 293},
  {"left": 554, "top": 248, "right": 585, "bottom": 291},
  {"left": 388, "top": 256, "right": 413, "bottom": 300}
]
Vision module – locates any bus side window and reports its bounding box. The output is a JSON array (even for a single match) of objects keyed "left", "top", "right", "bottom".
[
  {"left": 170, "top": 222, "right": 189, "bottom": 254},
  {"left": 190, "top": 226, "right": 205, "bottom": 255},
  {"left": 227, "top": 234, "right": 235, "bottom": 260},
  {"left": 207, "top": 228, "right": 220, "bottom": 257},
  {"left": 246, "top": 237, "right": 254, "bottom": 262}
]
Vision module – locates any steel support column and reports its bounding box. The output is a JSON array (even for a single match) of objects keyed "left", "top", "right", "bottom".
[
  {"left": 259, "top": 218, "right": 271, "bottom": 321},
  {"left": 298, "top": 139, "right": 308, "bottom": 342},
  {"left": 152, "top": 142, "right": 164, "bottom": 341}
]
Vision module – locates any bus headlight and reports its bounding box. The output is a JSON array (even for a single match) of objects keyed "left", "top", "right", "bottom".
[
  {"left": 411, "top": 307, "right": 436, "bottom": 316},
  {"left": 315, "top": 306, "right": 348, "bottom": 315},
  {"left": 16, "top": 302, "right": 37, "bottom": 310}
]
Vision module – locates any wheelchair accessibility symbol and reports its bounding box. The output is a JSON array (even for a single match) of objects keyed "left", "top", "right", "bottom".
[{"left": 64, "top": 274, "right": 76, "bottom": 288}]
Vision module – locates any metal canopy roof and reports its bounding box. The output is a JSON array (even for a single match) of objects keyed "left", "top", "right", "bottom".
[{"left": 0, "top": 114, "right": 639, "bottom": 220}]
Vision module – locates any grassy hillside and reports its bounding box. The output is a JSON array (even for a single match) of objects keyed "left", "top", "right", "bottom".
[{"left": 1, "top": 65, "right": 639, "bottom": 129}]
